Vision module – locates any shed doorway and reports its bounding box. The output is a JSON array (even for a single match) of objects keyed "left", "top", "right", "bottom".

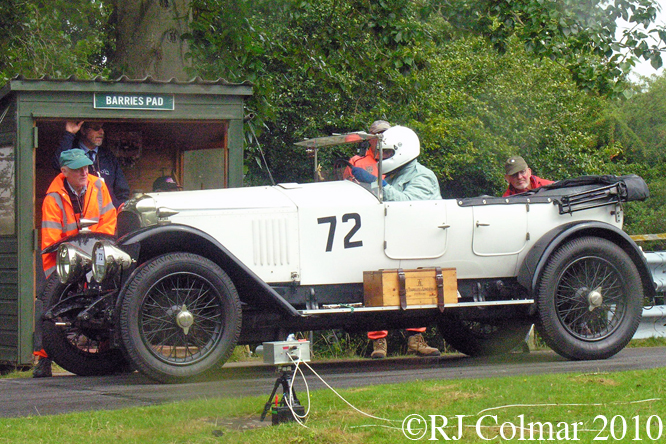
[{"left": 34, "top": 119, "right": 230, "bottom": 228}]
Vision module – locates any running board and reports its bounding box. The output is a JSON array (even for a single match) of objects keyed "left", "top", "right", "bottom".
[{"left": 299, "top": 299, "right": 534, "bottom": 315}]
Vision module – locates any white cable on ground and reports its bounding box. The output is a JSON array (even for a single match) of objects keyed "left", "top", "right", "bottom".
[
  {"left": 270, "top": 351, "right": 401, "bottom": 429},
  {"left": 286, "top": 356, "right": 311, "bottom": 418},
  {"left": 273, "top": 353, "right": 663, "bottom": 433},
  {"left": 289, "top": 360, "right": 311, "bottom": 418},
  {"left": 300, "top": 359, "right": 400, "bottom": 424},
  {"left": 278, "top": 351, "right": 311, "bottom": 428},
  {"left": 476, "top": 398, "right": 662, "bottom": 415}
]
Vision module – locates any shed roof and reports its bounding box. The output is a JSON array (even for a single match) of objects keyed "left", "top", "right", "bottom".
[{"left": 0, "top": 75, "right": 253, "bottom": 101}]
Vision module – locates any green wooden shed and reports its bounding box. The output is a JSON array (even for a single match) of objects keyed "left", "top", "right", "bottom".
[{"left": 0, "top": 76, "right": 252, "bottom": 370}]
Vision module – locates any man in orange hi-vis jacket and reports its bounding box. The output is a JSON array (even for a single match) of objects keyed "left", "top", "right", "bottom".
[
  {"left": 34, "top": 148, "right": 117, "bottom": 378},
  {"left": 342, "top": 120, "right": 390, "bottom": 182}
]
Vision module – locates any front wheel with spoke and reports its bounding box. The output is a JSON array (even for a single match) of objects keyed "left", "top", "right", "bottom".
[
  {"left": 119, "top": 253, "right": 241, "bottom": 383},
  {"left": 535, "top": 236, "right": 643, "bottom": 360}
]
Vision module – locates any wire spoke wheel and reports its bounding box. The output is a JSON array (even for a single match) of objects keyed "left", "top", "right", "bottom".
[
  {"left": 554, "top": 256, "right": 625, "bottom": 341},
  {"left": 120, "top": 253, "right": 241, "bottom": 383},
  {"left": 536, "top": 236, "right": 643, "bottom": 360},
  {"left": 140, "top": 271, "right": 223, "bottom": 365}
]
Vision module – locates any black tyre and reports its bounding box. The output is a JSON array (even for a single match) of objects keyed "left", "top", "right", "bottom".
[
  {"left": 535, "top": 236, "right": 643, "bottom": 360},
  {"left": 437, "top": 316, "right": 532, "bottom": 356},
  {"left": 41, "top": 275, "right": 129, "bottom": 376},
  {"left": 119, "top": 253, "right": 242, "bottom": 383}
]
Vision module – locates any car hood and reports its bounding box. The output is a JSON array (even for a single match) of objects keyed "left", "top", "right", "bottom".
[{"left": 145, "top": 180, "right": 380, "bottom": 211}]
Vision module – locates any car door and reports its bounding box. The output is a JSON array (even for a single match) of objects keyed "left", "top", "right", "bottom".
[
  {"left": 384, "top": 200, "right": 448, "bottom": 260},
  {"left": 472, "top": 204, "right": 528, "bottom": 256}
]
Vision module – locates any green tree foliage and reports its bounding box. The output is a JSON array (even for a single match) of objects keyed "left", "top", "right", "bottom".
[
  {"left": 1, "top": 0, "right": 665, "bottom": 217},
  {"left": 184, "top": 0, "right": 665, "bottom": 190},
  {"left": 0, "top": 0, "right": 112, "bottom": 83},
  {"left": 189, "top": 0, "right": 435, "bottom": 184},
  {"left": 434, "top": 0, "right": 666, "bottom": 96},
  {"left": 618, "top": 74, "right": 666, "bottom": 163},
  {"left": 392, "top": 37, "right": 613, "bottom": 197},
  {"left": 612, "top": 73, "right": 666, "bottom": 238}
]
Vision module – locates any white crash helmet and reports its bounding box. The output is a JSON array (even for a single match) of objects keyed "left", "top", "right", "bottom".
[{"left": 379, "top": 125, "right": 420, "bottom": 174}]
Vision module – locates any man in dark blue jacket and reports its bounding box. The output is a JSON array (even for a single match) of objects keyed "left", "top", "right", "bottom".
[{"left": 53, "top": 121, "right": 130, "bottom": 208}]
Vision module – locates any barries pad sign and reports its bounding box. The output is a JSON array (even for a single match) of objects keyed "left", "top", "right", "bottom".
[{"left": 94, "top": 93, "right": 174, "bottom": 110}]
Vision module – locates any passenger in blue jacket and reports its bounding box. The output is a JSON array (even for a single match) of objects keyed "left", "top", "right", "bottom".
[{"left": 53, "top": 121, "right": 130, "bottom": 208}]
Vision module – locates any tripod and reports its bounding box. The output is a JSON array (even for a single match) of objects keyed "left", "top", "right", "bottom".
[{"left": 260, "top": 365, "right": 303, "bottom": 422}]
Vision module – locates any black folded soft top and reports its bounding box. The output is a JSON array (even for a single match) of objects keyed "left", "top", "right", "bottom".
[{"left": 457, "top": 174, "right": 649, "bottom": 212}]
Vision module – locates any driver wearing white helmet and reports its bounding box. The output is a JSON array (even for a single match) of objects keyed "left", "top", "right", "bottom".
[
  {"left": 351, "top": 125, "right": 442, "bottom": 359},
  {"left": 351, "top": 125, "right": 441, "bottom": 201}
]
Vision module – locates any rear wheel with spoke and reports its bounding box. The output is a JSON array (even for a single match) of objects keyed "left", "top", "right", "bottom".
[
  {"left": 119, "top": 253, "right": 242, "bottom": 383},
  {"left": 535, "top": 237, "right": 643, "bottom": 360}
]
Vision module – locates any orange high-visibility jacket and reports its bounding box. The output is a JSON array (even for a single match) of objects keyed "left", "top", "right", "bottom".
[
  {"left": 41, "top": 173, "right": 117, "bottom": 277},
  {"left": 343, "top": 149, "right": 380, "bottom": 182}
]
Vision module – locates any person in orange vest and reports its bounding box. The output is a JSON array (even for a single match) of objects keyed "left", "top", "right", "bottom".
[
  {"left": 33, "top": 149, "right": 117, "bottom": 378},
  {"left": 503, "top": 155, "right": 554, "bottom": 197},
  {"left": 342, "top": 120, "right": 390, "bottom": 181}
]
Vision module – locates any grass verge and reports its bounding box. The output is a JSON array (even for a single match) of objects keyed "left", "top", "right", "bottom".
[{"left": 2, "top": 359, "right": 666, "bottom": 443}]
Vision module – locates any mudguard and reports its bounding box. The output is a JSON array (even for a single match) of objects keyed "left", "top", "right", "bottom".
[
  {"left": 41, "top": 232, "right": 116, "bottom": 256},
  {"left": 517, "top": 221, "right": 654, "bottom": 299},
  {"left": 118, "top": 223, "right": 301, "bottom": 317}
]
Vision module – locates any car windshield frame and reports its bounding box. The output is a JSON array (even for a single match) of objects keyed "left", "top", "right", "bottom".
[{"left": 295, "top": 131, "right": 387, "bottom": 201}]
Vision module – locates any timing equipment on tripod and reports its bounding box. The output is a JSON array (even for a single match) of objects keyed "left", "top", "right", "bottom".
[{"left": 259, "top": 341, "right": 310, "bottom": 425}]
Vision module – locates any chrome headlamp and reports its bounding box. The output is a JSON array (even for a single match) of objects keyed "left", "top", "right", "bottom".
[
  {"left": 56, "top": 243, "right": 92, "bottom": 284},
  {"left": 91, "top": 240, "right": 132, "bottom": 283}
]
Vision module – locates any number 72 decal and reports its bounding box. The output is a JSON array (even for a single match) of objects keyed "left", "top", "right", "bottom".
[{"left": 317, "top": 213, "right": 363, "bottom": 252}]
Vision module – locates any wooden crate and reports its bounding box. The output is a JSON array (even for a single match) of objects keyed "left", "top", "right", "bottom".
[{"left": 363, "top": 268, "right": 457, "bottom": 310}]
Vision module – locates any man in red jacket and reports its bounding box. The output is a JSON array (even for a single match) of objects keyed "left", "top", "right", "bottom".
[{"left": 503, "top": 155, "right": 554, "bottom": 197}]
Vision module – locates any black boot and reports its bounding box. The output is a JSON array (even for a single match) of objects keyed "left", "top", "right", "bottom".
[{"left": 33, "top": 357, "right": 52, "bottom": 378}]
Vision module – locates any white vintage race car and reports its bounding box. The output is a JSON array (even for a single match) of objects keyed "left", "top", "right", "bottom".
[{"left": 42, "top": 131, "right": 653, "bottom": 383}]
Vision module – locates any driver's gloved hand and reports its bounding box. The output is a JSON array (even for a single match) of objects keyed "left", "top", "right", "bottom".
[{"left": 351, "top": 167, "right": 387, "bottom": 186}]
